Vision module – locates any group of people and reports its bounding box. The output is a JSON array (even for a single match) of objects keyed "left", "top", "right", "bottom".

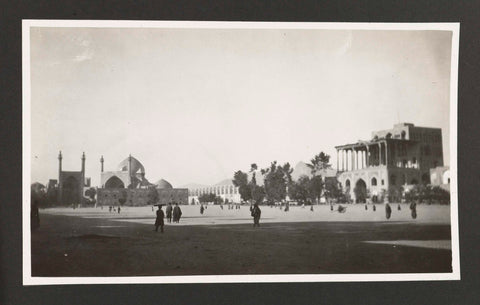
[
  {"left": 362, "top": 202, "right": 417, "bottom": 220},
  {"left": 108, "top": 206, "right": 121, "bottom": 213},
  {"left": 154, "top": 202, "right": 183, "bottom": 233}
]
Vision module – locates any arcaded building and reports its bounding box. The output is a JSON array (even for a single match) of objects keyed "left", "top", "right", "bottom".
[
  {"left": 335, "top": 123, "right": 444, "bottom": 202},
  {"left": 187, "top": 179, "right": 241, "bottom": 204},
  {"left": 97, "top": 155, "right": 188, "bottom": 206}
]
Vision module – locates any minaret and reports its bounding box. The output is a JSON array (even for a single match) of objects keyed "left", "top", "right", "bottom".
[
  {"left": 58, "top": 150, "right": 63, "bottom": 179},
  {"left": 81, "top": 152, "right": 86, "bottom": 175},
  {"left": 58, "top": 151, "right": 63, "bottom": 204},
  {"left": 100, "top": 155, "right": 104, "bottom": 172},
  {"left": 80, "top": 152, "right": 86, "bottom": 205},
  {"left": 128, "top": 154, "right": 132, "bottom": 187}
]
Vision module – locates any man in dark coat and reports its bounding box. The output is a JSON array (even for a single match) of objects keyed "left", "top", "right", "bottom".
[
  {"left": 251, "top": 203, "right": 261, "bottom": 227},
  {"left": 173, "top": 203, "right": 182, "bottom": 223},
  {"left": 385, "top": 203, "right": 392, "bottom": 219},
  {"left": 410, "top": 202, "right": 417, "bottom": 219},
  {"left": 166, "top": 203, "right": 173, "bottom": 223},
  {"left": 155, "top": 205, "right": 165, "bottom": 233}
]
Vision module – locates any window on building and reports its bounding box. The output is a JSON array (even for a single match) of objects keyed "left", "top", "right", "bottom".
[
  {"left": 371, "top": 177, "right": 377, "bottom": 186},
  {"left": 381, "top": 179, "right": 384, "bottom": 185}
]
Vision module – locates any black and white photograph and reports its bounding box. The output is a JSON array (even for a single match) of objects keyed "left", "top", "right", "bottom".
[{"left": 23, "top": 21, "right": 459, "bottom": 284}]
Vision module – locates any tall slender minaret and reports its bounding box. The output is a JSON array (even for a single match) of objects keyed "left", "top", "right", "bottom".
[
  {"left": 128, "top": 154, "right": 132, "bottom": 187},
  {"left": 81, "top": 152, "right": 86, "bottom": 174},
  {"left": 100, "top": 155, "right": 104, "bottom": 173},
  {"left": 58, "top": 151, "right": 63, "bottom": 204},
  {"left": 58, "top": 150, "right": 63, "bottom": 179},
  {"left": 80, "top": 152, "right": 86, "bottom": 205}
]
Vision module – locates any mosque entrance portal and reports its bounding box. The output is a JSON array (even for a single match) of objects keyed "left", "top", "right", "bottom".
[
  {"left": 62, "top": 176, "right": 79, "bottom": 205},
  {"left": 105, "top": 176, "right": 125, "bottom": 189}
]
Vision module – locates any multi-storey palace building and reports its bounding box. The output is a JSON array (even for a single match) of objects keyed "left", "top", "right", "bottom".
[{"left": 335, "top": 123, "right": 444, "bottom": 202}]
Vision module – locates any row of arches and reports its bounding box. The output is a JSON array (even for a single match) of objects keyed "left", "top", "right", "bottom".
[{"left": 344, "top": 173, "right": 430, "bottom": 192}]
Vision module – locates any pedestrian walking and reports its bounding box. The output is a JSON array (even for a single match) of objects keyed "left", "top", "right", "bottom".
[
  {"left": 410, "top": 202, "right": 417, "bottom": 219},
  {"left": 385, "top": 203, "right": 392, "bottom": 219},
  {"left": 173, "top": 203, "right": 182, "bottom": 223},
  {"left": 251, "top": 203, "right": 261, "bottom": 227},
  {"left": 166, "top": 203, "right": 173, "bottom": 223},
  {"left": 200, "top": 204, "right": 204, "bottom": 215},
  {"left": 154, "top": 205, "right": 165, "bottom": 233}
]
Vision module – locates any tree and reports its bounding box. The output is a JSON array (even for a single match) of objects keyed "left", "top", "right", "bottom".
[
  {"left": 233, "top": 170, "right": 251, "bottom": 202},
  {"left": 85, "top": 187, "right": 96, "bottom": 202},
  {"left": 251, "top": 184, "right": 265, "bottom": 204},
  {"left": 308, "top": 175, "right": 324, "bottom": 203},
  {"left": 431, "top": 186, "right": 450, "bottom": 204},
  {"left": 31, "top": 182, "right": 47, "bottom": 207},
  {"left": 233, "top": 163, "right": 266, "bottom": 204},
  {"left": 118, "top": 189, "right": 128, "bottom": 206},
  {"left": 306, "top": 152, "right": 331, "bottom": 204},
  {"left": 288, "top": 175, "right": 310, "bottom": 204},
  {"left": 262, "top": 161, "right": 292, "bottom": 204},
  {"left": 405, "top": 185, "right": 450, "bottom": 204},
  {"left": 250, "top": 163, "right": 258, "bottom": 185},
  {"left": 306, "top": 152, "right": 332, "bottom": 175},
  {"left": 324, "top": 179, "right": 343, "bottom": 203}
]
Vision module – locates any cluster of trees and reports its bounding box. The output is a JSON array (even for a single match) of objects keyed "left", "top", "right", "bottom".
[
  {"left": 404, "top": 185, "right": 450, "bottom": 204},
  {"left": 30, "top": 183, "right": 99, "bottom": 207},
  {"left": 232, "top": 152, "right": 343, "bottom": 205},
  {"left": 232, "top": 163, "right": 267, "bottom": 204}
]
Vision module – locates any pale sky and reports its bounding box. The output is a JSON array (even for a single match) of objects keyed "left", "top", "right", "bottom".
[{"left": 29, "top": 26, "right": 452, "bottom": 187}]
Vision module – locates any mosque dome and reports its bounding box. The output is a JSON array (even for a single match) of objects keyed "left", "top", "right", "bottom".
[
  {"left": 155, "top": 179, "right": 173, "bottom": 189},
  {"left": 117, "top": 156, "right": 145, "bottom": 175}
]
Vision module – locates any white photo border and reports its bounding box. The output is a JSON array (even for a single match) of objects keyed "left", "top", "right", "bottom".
[{"left": 22, "top": 20, "right": 460, "bottom": 285}]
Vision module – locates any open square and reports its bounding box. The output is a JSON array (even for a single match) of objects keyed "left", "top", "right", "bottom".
[{"left": 32, "top": 204, "right": 452, "bottom": 276}]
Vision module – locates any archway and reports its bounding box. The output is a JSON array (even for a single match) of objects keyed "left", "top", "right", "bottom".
[
  {"left": 354, "top": 179, "right": 367, "bottom": 203},
  {"left": 105, "top": 176, "right": 125, "bottom": 188},
  {"left": 62, "top": 176, "right": 79, "bottom": 205},
  {"left": 345, "top": 179, "right": 351, "bottom": 192}
]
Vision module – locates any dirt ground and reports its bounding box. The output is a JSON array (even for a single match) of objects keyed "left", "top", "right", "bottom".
[{"left": 31, "top": 207, "right": 452, "bottom": 276}]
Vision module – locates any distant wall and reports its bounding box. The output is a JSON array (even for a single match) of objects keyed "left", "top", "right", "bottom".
[{"left": 97, "top": 188, "right": 188, "bottom": 206}]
